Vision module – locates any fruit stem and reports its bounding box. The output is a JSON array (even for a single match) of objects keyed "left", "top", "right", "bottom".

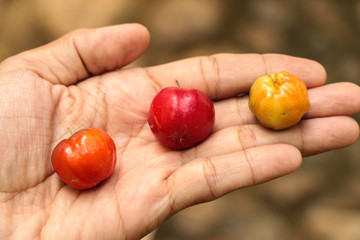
[
  {"left": 67, "top": 127, "right": 74, "bottom": 136},
  {"left": 175, "top": 79, "right": 181, "bottom": 88}
]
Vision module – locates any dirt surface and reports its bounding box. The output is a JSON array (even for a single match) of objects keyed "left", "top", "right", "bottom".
[{"left": 1, "top": 0, "right": 359, "bottom": 239}]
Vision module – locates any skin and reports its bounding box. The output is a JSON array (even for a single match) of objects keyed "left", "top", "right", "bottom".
[{"left": 0, "top": 23, "right": 359, "bottom": 240}]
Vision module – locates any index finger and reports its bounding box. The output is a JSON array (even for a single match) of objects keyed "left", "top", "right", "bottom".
[{"left": 145, "top": 53, "right": 327, "bottom": 99}]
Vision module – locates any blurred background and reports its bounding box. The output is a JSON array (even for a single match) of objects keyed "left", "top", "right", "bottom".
[{"left": 1, "top": 0, "right": 359, "bottom": 239}]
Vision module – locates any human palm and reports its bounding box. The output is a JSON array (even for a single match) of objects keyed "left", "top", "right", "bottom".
[{"left": 1, "top": 24, "right": 359, "bottom": 240}]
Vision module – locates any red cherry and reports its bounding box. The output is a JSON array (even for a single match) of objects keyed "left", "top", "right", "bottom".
[
  {"left": 148, "top": 86, "right": 215, "bottom": 149},
  {"left": 51, "top": 128, "right": 117, "bottom": 190}
]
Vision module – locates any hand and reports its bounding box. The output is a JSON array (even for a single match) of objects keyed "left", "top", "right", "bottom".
[{"left": 0, "top": 24, "right": 359, "bottom": 240}]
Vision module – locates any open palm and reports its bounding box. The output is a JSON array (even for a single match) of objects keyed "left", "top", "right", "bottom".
[{"left": 0, "top": 24, "right": 359, "bottom": 240}]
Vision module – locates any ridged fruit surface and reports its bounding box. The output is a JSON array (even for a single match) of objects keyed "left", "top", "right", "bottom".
[{"left": 249, "top": 71, "right": 310, "bottom": 130}]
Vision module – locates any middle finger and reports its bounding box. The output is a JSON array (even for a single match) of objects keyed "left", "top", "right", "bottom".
[{"left": 213, "top": 82, "right": 360, "bottom": 131}]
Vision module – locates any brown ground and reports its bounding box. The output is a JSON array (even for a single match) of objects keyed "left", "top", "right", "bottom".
[{"left": 1, "top": 0, "right": 359, "bottom": 239}]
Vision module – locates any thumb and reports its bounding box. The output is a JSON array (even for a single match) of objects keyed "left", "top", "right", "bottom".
[{"left": 0, "top": 23, "right": 150, "bottom": 85}]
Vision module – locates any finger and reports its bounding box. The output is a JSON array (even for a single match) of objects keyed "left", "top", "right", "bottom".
[
  {"left": 213, "top": 82, "right": 360, "bottom": 131},
  {"left": 166, "top": 144, "right": 302, "bottom": 212},
  {"left": 213, "top": 95, "right": 254, "bottom": 131},
  {"left": 299, "top": 116, "right": 359, "bottom": 156},
  {"left": 0, "top": 24, "right": 150, "bottom": 85},
  {"left": 145, "top": 53, "right": 326, "bottom": 99},
  {"left": 305, "top": 82, "right": 360, "bottom": 118},
  {"left": 183, "top": 116, "right": 359, "bottom": 162}
]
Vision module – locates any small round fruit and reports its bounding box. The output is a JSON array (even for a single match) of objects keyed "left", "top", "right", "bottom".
[
  {"left": 249, "top": 71, "right": 310, "bottom": 130},
  {"left": 148, "top": 86, "right": 215, "bottom": 149},
  {"left": 51, "top": 128, "right": 117, "bottom": 190}
]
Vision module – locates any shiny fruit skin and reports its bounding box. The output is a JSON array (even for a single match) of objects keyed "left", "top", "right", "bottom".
[
  {"left": 51, "top": 128, "right": 117, "bottom": 190},
  {"left": 148, "top": 87, "right": 215, "bottom": 149},
  {"left": 249, "top": 71, "right": 310, "bottom": 130}
]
